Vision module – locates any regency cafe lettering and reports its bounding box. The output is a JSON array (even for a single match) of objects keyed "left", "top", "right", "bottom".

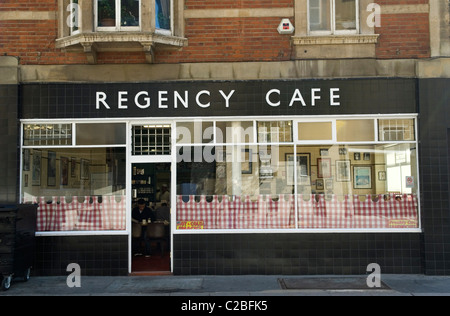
[{"left": 95, "top": 88, "right": 341, "bottom": 110}]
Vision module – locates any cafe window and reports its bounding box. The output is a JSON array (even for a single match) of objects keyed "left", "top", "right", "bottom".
[
  {"left": 175, "top": 116, "right": 419, "bottom": 232},
  {"left": 309, "top": 0, "right": 359, "bottom": 35},
  {"left": 21, "top": 122, "right": 127, "bottom": 233}
]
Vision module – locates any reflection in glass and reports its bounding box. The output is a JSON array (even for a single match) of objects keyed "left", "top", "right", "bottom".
[
  {"left": 121, "top": 0, "right": 139, "bottom": 27},
  {"left": 98, "top": 0, "right": 116, "bottom": 27},
  {"left": 335, "top": 0, "right": 357, "bottom": 31},
  {"left": 309, "top": 0, "right": 331, "bottom": 32},
  {"left": 22, "top": 148, "right": 126, "bottom": 232},
  {"left": 156, "top": 0, "right": 171, "bottom": 30}
]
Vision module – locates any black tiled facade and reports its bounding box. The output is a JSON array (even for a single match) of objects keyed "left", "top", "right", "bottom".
[
  {"left": 0, "top": 85, "right": 20, "bottom": 204},
  {"left": 419, "top": 79, "right": 450, "bottom": 275},
  {"left": 34, "top": 236, "right": 128, "bottom": 276},
  {"left": 3, "top": 78, "right": 450, "bottom": 276},
  {"left": 173, "top": 233, "right": 423, "bottom": 275}
]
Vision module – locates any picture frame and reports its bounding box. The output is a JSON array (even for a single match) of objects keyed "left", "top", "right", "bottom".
[
  {"left": 354, "top": 152, "right": 361, "bottom": 161},
  {"left": 32, "top": 150, "right": 41, "bottom": 186},
  {"left": 317, "top": 158, "right": 331, "bottom": 178},
  {"left": 364, "top": 152, "right": 371, "bottom": 161},
  {"left": 80, "top": 158, "right": 90, "bottom": 180},
  {"left": 316, "top": 179, "right": 324, "bottom": 190},
  {"left": 339, "top": 147, "right": 348, "bottom": 155},
  {"left": 354, "top": 166, "right": 372, "bottom": 189},
  {"left": 71, "top": 157, "right": 76, "bottom": 177},
  {"left": 286, "top": 153, "right": 310, "bottom": 185},
  {"left": 378, "top": 171, "right": 386, "bottom": 181},
  {"left": 61, "top": 157, "right": 69, "bottom": 185},
  {"left": 47, "top": 151, "right": 56, "bottom": 186},
  {"left": 336, "top": 160, "right": 351, "bottom": 182},
  {"left": 23, "top": 149, "right": 30, "bottom": 171},
  {"left": 320, "top": 148, "right": 329, "bottom": 156}
]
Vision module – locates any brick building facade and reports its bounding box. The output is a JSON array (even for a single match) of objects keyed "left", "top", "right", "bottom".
[{"left": 1, "top": 0, "right": 450, "bottom": 276}]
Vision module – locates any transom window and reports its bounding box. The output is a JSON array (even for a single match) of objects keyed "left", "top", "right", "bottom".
[{"left": 133, "top": 125, "right": 171, "bottom": 156}]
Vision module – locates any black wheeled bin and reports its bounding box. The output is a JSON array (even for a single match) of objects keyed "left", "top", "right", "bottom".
[{"left": 0, "top": 204, "right": 37, "bottom": 291}]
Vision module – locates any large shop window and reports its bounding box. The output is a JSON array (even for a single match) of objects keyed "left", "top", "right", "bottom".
[
  {"left": 175, "top": 118, "right": 419, "bottom": 231},
  {"left": 22, "top": 123, "right": 127, "bottom": 233}
]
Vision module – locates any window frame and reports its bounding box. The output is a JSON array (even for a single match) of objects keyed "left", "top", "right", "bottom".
[
  {"left": 307, "top": 0, "right": 360, "bottom": 36},
  {"left": 95, "top": 0, "right": 142, "bottom": 32},
  {"left": 155, "top": 0, "right": 174, "bottom": 36}
]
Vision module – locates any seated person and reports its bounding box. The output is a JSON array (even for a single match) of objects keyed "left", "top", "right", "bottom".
[
  {"left": 155, "top": 201, "right": 170, "bottom": 223},
  {"left": 132, "top": 199, "right": 156, "bottom": 256}
]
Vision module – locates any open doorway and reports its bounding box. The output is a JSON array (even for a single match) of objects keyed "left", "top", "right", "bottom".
[{"left": 131, "top": 163, "right": 171, "bottom": 274}]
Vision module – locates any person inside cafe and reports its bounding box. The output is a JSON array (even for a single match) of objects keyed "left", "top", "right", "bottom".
[
  {"left": 157, "top": 184, "right": 170, "bottom": 202},
  {"left": 155, "top": 200, "right": 170, "bottom": 223},
  {"left": 132, "top": 199, "right": 155, "bottom": 257}
]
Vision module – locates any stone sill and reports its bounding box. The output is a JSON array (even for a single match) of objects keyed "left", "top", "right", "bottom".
[
  {"left": 56, "top": 32, "right": 188, "bottom": 64},
  {"left": 292, "top": 34, "right": 379, "bottom": 46}
]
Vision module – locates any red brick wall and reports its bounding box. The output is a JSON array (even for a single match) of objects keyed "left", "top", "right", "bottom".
[
  {"left": 0, "top": 0, "right": 430, "bottom": 65},
  {"left": 376, "top": 13, "right": 430, "bottom": 59},
  {"left": 156, "top": 17, "right": 293, "bottom": 63}
]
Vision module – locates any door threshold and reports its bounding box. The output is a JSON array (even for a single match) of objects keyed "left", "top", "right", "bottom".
[{"left": 129, "top": 271, "right": 173, "bottom": 276}]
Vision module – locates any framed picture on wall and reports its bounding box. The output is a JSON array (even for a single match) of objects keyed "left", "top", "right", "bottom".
[
  {"left": 61, "top": 157, "right": 69, "bottom": 185},
  {"left": 32, "top": 150, "right": 41, "bottom": 186},
  {"left": 47, "top": 151, "right": 56, "bottom": 186},
  {"left": 317, "top": 158, "right": 331, "bottom": 178},
  {"left": 81, "top": 159, "right": 90, "bottom": 180},
  {"left": 354, "top": 166, "right": 372, "bottom": 189},
  {"left": 286, "top": 153, "right": 310, "bottom": 185},
  {"left": 336, "top": 160, "right": 351, "bottom": 182}
]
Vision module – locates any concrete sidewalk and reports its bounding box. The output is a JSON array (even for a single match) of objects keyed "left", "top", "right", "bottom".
[{"left": 1, "top": 274, "right": 450, "bottom": 296}]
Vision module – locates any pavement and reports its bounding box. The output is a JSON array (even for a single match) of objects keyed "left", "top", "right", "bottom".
[{"left": 2, "top": 273, "right": 450, "bottom": 297}]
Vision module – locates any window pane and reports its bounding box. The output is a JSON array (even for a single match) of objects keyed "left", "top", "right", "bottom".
[
  {"left": 257, "top": 121, "right": 292, "bottom": 143},
  {"left": 69, "top": 0, "right": 79, "bottom": 34},
  {"left": 216, "top": 121, "right": 254, "bottom": 144},
  {"left": 22, "top": 148, "right": 126, "bottom": 232},
  {"left": 176, "top": 145, "right": 295, "bottom": 230},
  {"left": 295, "top": 144, "right": 418, "bottom": 229},
  {"left": 156, "top": 0, "right": 171, "bottom": 30},
  {"left": 298, "top": 122, "right": 333, "bottom": 141},
  {"left": 98, "top": 0, "right": 116, "bottom": 27},
  {"left": 335, "top": 0, "right": 357, "bottom": 31},
  {"left": 133, "top": 125, "right": 171, "bottom": 155},
  {"left": 76, "top": 123, "right": 126, "bottom": 145},
  {"left": 23, "top": 124, "right": 72, "bottom": 146},
  {"left": 336, "top": 120, "right": 374, "bottom": 142},
  {"left": 379, "top": 119, "right": 415, "bottom": 141},
  {"left": 121, "top": 0, "right": 139, "bottom": 27},
  {"left": 309, "top": 0, "right": 331, "bottom": 32},
  {"left": 176, "top": 122, "right": 214, "bottom": 144}
]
